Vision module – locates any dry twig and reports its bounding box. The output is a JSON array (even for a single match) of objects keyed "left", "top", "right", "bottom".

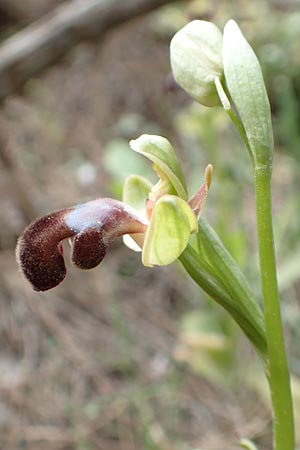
[{"left": 0, "top": 0, "right": 174, "bottom": 102}]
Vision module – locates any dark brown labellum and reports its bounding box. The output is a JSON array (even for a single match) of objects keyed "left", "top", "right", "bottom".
[
  {"left": 16, "top": 198, "right": 147, "bottom": 291},
  {"left": 16, "top": 210, "right": 73, "bottom": 291},
  {"left": 71, "top": 228, "right": 107, "bottom": 270}
]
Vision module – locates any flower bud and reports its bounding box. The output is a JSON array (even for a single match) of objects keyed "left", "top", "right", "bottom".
[{"left": 170, "top": 20, "right": 223, "bottom": 107}]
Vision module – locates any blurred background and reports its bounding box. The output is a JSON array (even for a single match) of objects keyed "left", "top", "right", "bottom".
[{"left": 0, "top": 0, "right": 300, "bottom": 449}]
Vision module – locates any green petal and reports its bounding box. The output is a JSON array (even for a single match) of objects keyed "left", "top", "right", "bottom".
[
  {"left": 130, "top": 135, "right": 188, "bottom": 200},
  {"left": 223, "top": 20, "right": 274, "bottom": 167},
  {"left": 142, "top": 195, "right": 197, "bottom": 267}
]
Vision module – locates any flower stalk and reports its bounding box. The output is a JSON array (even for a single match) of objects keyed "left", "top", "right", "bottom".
[{"left": 254, "top": 165, "right": 294, "bottom": 450}]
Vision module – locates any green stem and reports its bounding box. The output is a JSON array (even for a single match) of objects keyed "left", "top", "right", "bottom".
[{"left": 254, "top": 165, "right": 294, "bottom": 450}]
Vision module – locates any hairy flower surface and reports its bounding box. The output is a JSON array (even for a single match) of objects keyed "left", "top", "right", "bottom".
[{"left": 16, "top": 199, "right": 148, "bottom": 291}]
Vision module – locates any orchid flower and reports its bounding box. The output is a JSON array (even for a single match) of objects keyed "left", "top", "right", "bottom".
[{"left": 16, "top": 135, "right": 212, "bottom": 291}]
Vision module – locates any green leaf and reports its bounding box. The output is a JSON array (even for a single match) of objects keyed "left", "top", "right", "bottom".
[
  {"left": 130, "top": 135, "right": 188, "bottom": 200},
  {"left": 196, "top": 217, "right": 267, "bottom": 357},
  {"left": 223, "top": 20, "right": 274, "bottom": 167},
  {"left": 179, "top": 244, "right": 268, "bottom": 363},
  {"left": 142, "top": 195, "right": 197, "bottom": 266}
]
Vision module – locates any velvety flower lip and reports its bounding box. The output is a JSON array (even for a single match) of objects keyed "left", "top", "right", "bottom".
[{"left": 16, "top": 198, "right": 148, "bottom": 292}]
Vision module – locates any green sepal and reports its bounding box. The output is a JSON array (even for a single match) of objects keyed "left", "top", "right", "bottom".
[
  {"left": 122, "top": 175, "right": 152, "bottom": 252},
  {"left": 223, "top": 20, "right": 274, "bottom": 168},
  {"left": 130, "top": 135, "right": 188, "bottom": 200},
  {"left": 123, "top": 174, "right": 153, "bottom": 212},
  {"left": 142, "top": 195, "right": 197, "bottom": 267}
]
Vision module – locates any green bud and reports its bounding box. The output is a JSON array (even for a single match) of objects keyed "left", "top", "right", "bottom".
[
  {"left": 170, "top": 20, "right": 223, "bottom": 107},
  {"left": 130, "top": 134, "right": 187, "bottom": 200},
  {"left": 223, "top": 20, "right": 274, "bottom": 167},
  {"left": 142, "top": 195, "right": 198, "bottom": 267}
]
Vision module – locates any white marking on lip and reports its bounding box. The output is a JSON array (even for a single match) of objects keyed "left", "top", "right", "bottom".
[{"left": 65, "top": 199, "right": 148, "bottom": 233}]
